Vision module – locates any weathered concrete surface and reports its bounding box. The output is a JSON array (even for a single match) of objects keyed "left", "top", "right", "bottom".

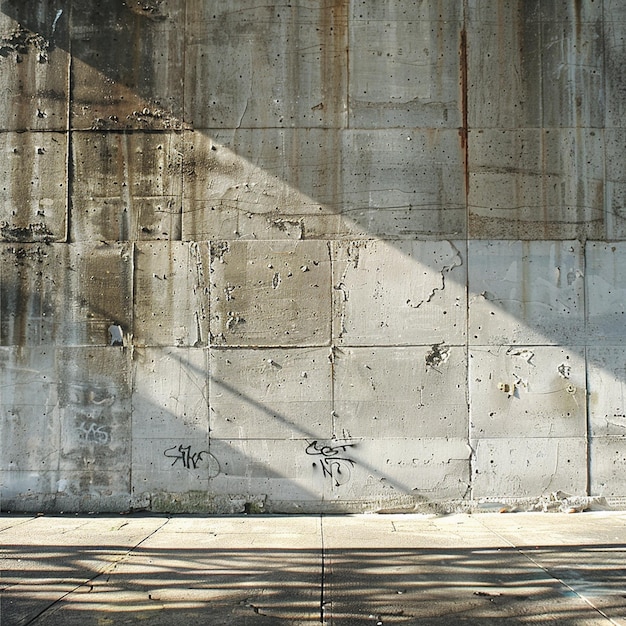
[
  {"left": 332, "top": 239, "right": 465, "bottom": 346},
  {"left": 0, "top": 132, "right": 67, "bottom": 243},
  {"left": 0, "top": 3, "right": 69, "bottom": 131},
  {"left": 2, "top": 0, "right": 626, "bottom": 513},
  {"left": 71, "top": 132, "right": 183, "bottom": 242},
  {"left": 3, "top": 513, "right": 626, "bottom": 625},
  {"left": 468, "top": 240, "right": 585, "bottom": 346}
]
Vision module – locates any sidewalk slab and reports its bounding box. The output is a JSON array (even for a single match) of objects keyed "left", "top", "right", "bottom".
[{"left": 1, "top": 513, "right": 626, "bottom": 625}]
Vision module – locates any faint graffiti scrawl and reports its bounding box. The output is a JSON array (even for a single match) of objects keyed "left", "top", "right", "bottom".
[
  {"left": 306, "top": 440, "right": 356, "bottom": 487},
  {"left": 164, "top": 444, "right": 220, "bottom": 477},
  {"left": 77, "top": 421, "right": 110, "bottom": 445}
]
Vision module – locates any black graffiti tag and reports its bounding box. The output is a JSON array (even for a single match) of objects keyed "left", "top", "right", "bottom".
[
  {"left": 306, "top": 440, "right": 355, "bottom": 487},
  {"left": 164, "top": 444, "right": 211, "bottom": 470}
]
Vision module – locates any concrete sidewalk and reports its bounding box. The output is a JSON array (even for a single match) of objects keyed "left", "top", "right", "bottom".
[{"left": 1, "top": 513, "right": 626, "bottom": 625}]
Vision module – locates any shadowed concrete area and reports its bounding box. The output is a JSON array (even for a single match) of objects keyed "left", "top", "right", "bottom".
[{"left": 2, "top": 513, "right": 626, "bottom": 625}]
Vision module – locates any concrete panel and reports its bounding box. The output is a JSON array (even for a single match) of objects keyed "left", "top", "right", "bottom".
[
  {"left": 0, "top": 347, "right": 59, "bottom": 472},
  {"left": 133, "top": 242, "right": 209, "bottom": 347},
  {"left": 71, "top": 132, "right": 182, "bottom": 242},
  {"left": 132, "top": 346, "right": 208, "bottom": 438},
  {"left": 0, "top": 470, "right": 63, "bottom": 511},
  {"left": 467, "top": 2, "right": 541, "bottom": 128},
  {"left": 1, "top": 244, "right": 57, "bottom": 346},
  {"left": 131, "top": 436, "right": 217, "bottom": 497},
  {"left": 588, "top": 346, "right": 626, "bottom": 438},
  {"left": 338, "top": 438, "right": 471, "bottom": 503},
  {"left": 605, "top": 130, "right": 626, "bottom": 239},
  {"left": 541, "top": 19, "right": 604, "bottom": 128},
  {"left": 59, "top": 243, "right": 133, "bottom": 346},
  {"left": 70, "top": 0, "right": 184, "bottom": 130},
  {"left": 0, "top": 131, "right": 67, "bottom": 243},
  {"left": 183, "top": 128, "right": 465, "bottom": 240},
  {"left": 472, "top": 437, "right": 587, "bottom": 498},
  {"left": 468, "top": 129, "right": 604, "bottom": 239},
  {"left": 57, "top": 348, "right": 131, "bottom": 491},
  {"left": 206, "top": 439, "right": 325, "bottom": 507},
  {"left": 130, "top": 347, "right": 212, "bottom": 497},
  {"left": 589, "top": 437, "right": 626, "bottom": 497},
  {"left": 349, "top": 3, "right": 462, "bottom": 128},
  {"left": 0, "top": 4, "right": 69, "bottom": 131},
  {"left": 332, "top": 240, "right": 466, "bottom": 346},
  {"left": 209, "top": 347, "right": 332, "bottom": 440},
  {"left": 2, "top": 243, "right": 131, "bottom": 348},
  {"left": 182, "top": 129, "right": 344, "bottom": 241},
  {"left": 184, "top": 0, "right": 347, "bottom": 129},
  {"left": 586, "top": 242, "right": 626, "bottom": 343},
  {"left": 468, "top": 240, "right": 585, "bottom": 345},
  {"left": 333, "top": 346, "right": 467, "bottom": 439},
  {"left": 469, "top": 346, "right": 586, "bottom": 438},
  {"left": 210, "top": 240, "right": 331, "bottom": 347},
  {"left": 341, "top": 129, "right": 466, "bottom": 239},
  {"left": 604, "top": 13, "right": 626, "bottom": 128}
]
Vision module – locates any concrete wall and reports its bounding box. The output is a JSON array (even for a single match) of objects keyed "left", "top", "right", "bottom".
[{"left": 1, "top": 0, "right": 625, "bottom": 513}]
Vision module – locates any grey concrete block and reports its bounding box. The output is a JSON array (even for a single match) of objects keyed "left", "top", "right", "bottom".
[
  {"left": 467, "top": 4, "right": 541, "bottom": 128},
  {"left": 468, "top": 240, "right": 585, "bottom": 345},
  {"left": 183, "top": 128, "right": 465, "bottom": 240},
  {"left": 468, "top": 129, "right": 604, "bottom": 239},
  {"left": 71, "top": 132, "right": 182, "bottom": 242},
  {"left": 0, "top": 347, "right": 59, "bottom": 471},
  {"left": 182, "top": 129, "right": 344, "bottom": 241},
  {"left": 472, "top": 437, "right": 587, "bottom": 498},
  {"left": 340, "top": 437, "right": 471, "bottom": 502},
  {"left": 210, "top": 240, "right": 331, "bottom": 347},
  {"left": 588, "top": 346, "right": 626, "bottom": 438},
  {"left": 206, "top": 438, "right": 325, "bottom": 505},
  {"left": 57, "top": 347, "right": 131, "bottom": 481},
  {"left": 2, "top": 243, "right": 131, "bottom": 348},
  {"left": 589, "top": 437, "right": 626, "bottom": 497},
  {"left": 1, "top": 244, "right": 57, "bottom": 346},
  {"left": 333, "top": 346, "right": 467, "bottom": 439},
  {"left": 184, "top": 0, "right": 347, "bottom": 129},
  {"left": 0, "top": 470, "right": 60, "bottom": 509},
  {"left": 0, "top": 132, "right": 67, "bottom": 243},
  {"left": 209, "top": 347, "right": 332, "bottom": 440},
  {"left": 349, "top": 3, "right": 462, "bottom": 128},
  {"left": 59, "top": 243, "right": 133, "bottom": 346},
  {"left": 132, "top": 347, "right": 208, "bottom": 440},
  {"left": 332, "top": 240, "right": 466, "bottom": 346},
  {"left": 537, "top": 1, "right": 603, "bottom": 22},
  {"left": 469, "top": 346, "right": 586, "bottom": 438},
  {"left": 604, "top": 15, "right": 626, "bottom": 128},
  {"left": 132, "top": 436, "right": 216, "bottom": 496},
  {"left": 341, "top": 129, "right": 466, "bottom": 239},
  {"left": 0, "top": 4, "right": 69, "bottom": 131},
  {"left": 605, "top": 130, "right": 626, "bottom": 239},
  {"left": 586, "top": 242, "right": 626, "bottom": 343},
  {"left": 541, "top": 20, "right": 604, "bottom": 128},
  {"left": 70, "top": 0, "right": 184, "bottom": 130},
  {"left": 133, "top": 242, "right": 210, "bottom": 347},
  {"left": 467, "top": 0, "right": 541, "bottom": 24}
]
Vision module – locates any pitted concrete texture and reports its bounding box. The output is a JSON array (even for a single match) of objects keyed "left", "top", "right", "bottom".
[
  {"left": 3, "top": 0, "right": 626, "bottom": 513},
  {"left": 2, "top": 512, "right": 626, "bottom": 625}
]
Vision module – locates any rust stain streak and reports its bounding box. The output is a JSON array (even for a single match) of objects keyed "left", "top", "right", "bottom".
[{"left": 459, "top": 19, "right": 469, "bottom": 206}]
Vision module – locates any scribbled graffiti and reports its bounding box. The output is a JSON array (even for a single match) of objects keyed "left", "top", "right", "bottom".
[
  {"left": 306, "top": 440, "right": 356, "bottom": 487},
  {"left": 77, "top": 421, "right": 110, "bottom": 445},
  {"left": 164, "top": 444, "right": 220, "bottom": 477}
]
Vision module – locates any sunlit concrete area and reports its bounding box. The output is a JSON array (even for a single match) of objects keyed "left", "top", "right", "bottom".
[{"left": 2, "top": 512, "right": 626, "bottom": 625}]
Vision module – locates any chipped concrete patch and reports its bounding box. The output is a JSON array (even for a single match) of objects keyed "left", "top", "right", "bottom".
[{"left": 333, "top": 239, "right": 465, "bottom": 346}]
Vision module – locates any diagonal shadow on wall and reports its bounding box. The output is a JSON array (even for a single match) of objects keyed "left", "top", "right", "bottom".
[{"left": 1, "top": 0, "right": 625, "bottom": 510}]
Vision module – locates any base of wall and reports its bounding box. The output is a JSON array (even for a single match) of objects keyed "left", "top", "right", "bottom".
[{"left": 0, "top": 491, "right": 616, "bottom": 515}]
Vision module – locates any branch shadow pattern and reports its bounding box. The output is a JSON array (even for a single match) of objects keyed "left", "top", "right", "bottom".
[{"left": 3, "top": 538, "right": 626, "bottom": 624}]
